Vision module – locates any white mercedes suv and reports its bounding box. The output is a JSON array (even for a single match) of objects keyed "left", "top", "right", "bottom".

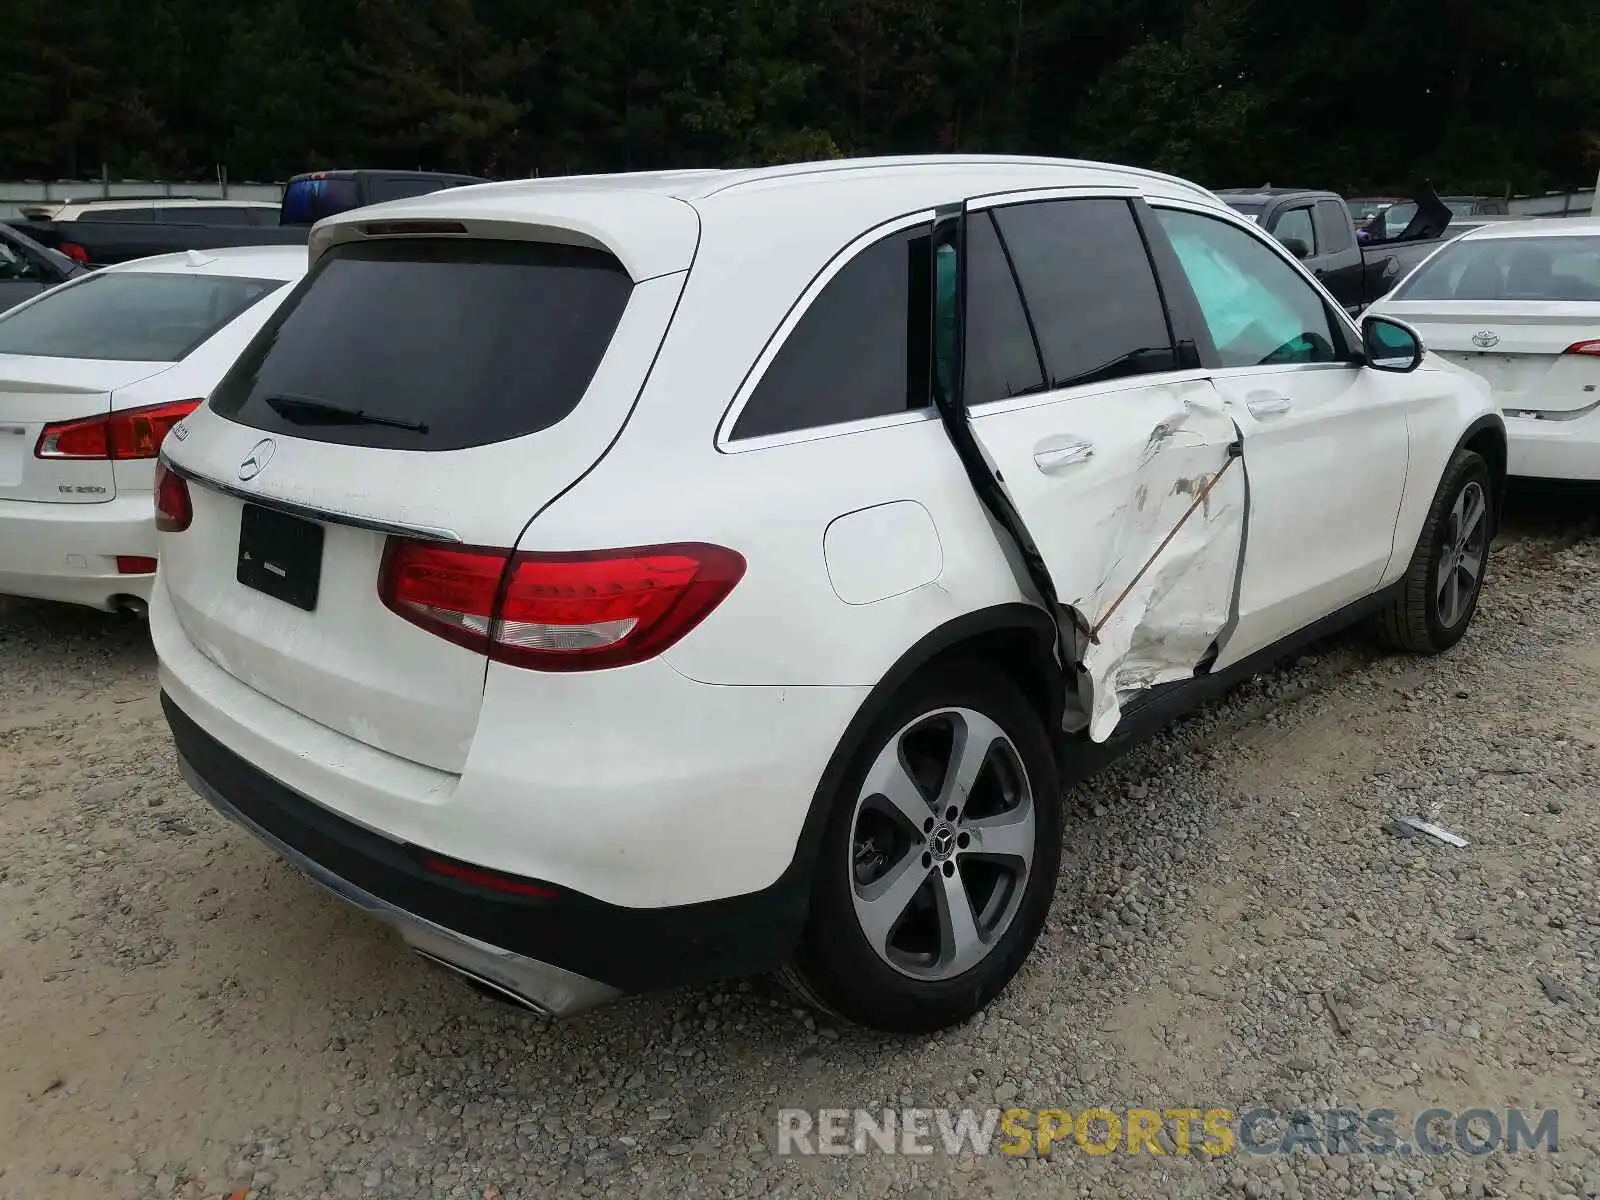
[{"left": 153, "top": 156, "right": 1504, "bottom": 1033}]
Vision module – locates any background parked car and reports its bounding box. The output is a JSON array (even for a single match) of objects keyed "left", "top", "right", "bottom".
[
  {"left": 1369, "top": 218, "right": 1600, "bottom": 482},
  {"left": 0, "top": 245, "right": 307, "bottom": 613},
  {"left": 1214, "top": 185, "right": 1452, "bottom": 313},
  {"left": 5, "top": 197, "right": 309, "bottom": 268},
  {"left": 0, "top": 221, "right": 86, "bottom": 311}
]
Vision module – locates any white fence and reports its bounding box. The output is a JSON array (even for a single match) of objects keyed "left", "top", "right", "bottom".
[
  {"left": 0, "top": 179, "right": 285, "bottom": 221},
  {"left": 1506, "top": 188, "right": 1598, "bottom": 218}
]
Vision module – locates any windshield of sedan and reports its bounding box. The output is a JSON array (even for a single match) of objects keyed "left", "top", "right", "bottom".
[{"left": 1389, "top": 235, "right": 1600, "bottom": 302}]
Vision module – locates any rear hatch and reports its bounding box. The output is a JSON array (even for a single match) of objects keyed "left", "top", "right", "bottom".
[{"left": 158, "top": 205, "right": 695, "bottom": 774}]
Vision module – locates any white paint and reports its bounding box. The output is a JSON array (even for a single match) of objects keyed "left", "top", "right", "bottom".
[{"left": 823, "top": 501, "right": 943, "bottom": 605}]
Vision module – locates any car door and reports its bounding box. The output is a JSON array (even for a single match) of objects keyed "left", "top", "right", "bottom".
[
  {"left": 955, "top": 192, "right": 1247, "bottom": 742},
  {"left": 1144, "top": 202, "right": 1411, "bottom": 668},
  {"left": 1313, "top": 198, "right": 1365, "bottom": 314}
]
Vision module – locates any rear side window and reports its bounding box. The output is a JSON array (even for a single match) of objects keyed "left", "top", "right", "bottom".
[
  {"left": 1389, "top": 235, "right": 1600, "bottom": 302},
  {"left": 76, "top": 207, "right": 154, "bottom": 223},
  {"left": 963, "top": 211, "right": 1045, "bottom": 404},
  {"left": 210, "top": 238, "right": 633, "bottom": 451},
  {"left": 991, "top": 199, "right": 1177, "bottom": 389},
  {"left": 731, "top": 225, "right": 931, "bottom": 440},
  {"left": 368, "top": 177, "right": 452, "bottom": 204},
  {"left": 0, "top": 271, "right": 283, "bottom": 361},
  {"left": 1315, "top": 200, "right": 1354, "bottom": 253},
  {"left": 170, "top": 206, "right": 259, "bottom": 226}
]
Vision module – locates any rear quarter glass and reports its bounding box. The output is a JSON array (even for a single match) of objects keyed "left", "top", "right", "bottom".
[{"left": 208, "top": 238, "right": 634, "bottom": 452}]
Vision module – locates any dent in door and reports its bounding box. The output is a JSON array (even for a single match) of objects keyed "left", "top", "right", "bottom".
[{"left": 1071, "top": 394, "right": 1248, "bottom": 741}]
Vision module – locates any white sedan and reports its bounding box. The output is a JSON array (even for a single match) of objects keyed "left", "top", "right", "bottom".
[
  {"left": 1370, "top": 218, "right": 1600, "bottom": 481},
  {"left": 0, "top": 246, "right": 306, "bottom": 612}
]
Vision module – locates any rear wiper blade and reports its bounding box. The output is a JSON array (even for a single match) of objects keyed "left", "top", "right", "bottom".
[{"left": 263, "top": 392, "right": 429, "bottom": 434}]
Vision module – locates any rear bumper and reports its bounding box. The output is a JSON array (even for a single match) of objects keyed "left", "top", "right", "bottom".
[
  {"left": 1506, "top": 409, "right": 1600, "bottom": 482},
  {"left": 174, "top": 734, "right": 619, "bottom": 1016},
  {"left": 165, "top": 692, "right": 814, "bottom": 1005},
  {"left": 0, "top": 491, "right": 155, "bottom": 610}
]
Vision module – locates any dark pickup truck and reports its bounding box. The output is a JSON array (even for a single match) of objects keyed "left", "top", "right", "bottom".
[
  {"left": 0, "top": 220, "right": 87, "bottom": 311},
  {"left": 3, "top": 170, "right": 484, "bottom": 269},
  {"left": 1213, "top": 186, "right": 1456, "bottom": 314}
]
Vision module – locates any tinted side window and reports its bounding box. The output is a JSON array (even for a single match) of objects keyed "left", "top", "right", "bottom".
[
  {"left": 1315, "top": 200, "right": 1354, "bottom": 253},
  {"left": 173, "top": 207, "right": 257, "bottom": 226},
  {"left": 369, "top": 178, "right": 449, "bottom": 204},
  {"left": 991, "top": 199, "right": 1176, "bottom": 389},
  {"left": 963, "top": 211, "right": 1045, "bottom": 404},
  {"left": 1272, "top": 206, "right": 1316, "bottom": 254},
  {"left": 76, "top": 207, "right": 154, "bottom": 223},
  {"left": 731, "top": 225, "right": 930, "bottom": 440},
  {"left": 1154, "top": 208, "right": 1342, "bottom": 368}
]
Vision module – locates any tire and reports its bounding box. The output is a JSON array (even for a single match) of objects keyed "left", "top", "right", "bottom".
[
  {"left": 1374, "top": 448, "right": 1494, "bottom": 654},
  {"left": 780, "top": 660, "right": 1061, "bottom": 1034}
]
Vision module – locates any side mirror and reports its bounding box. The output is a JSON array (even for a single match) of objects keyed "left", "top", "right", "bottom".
[
  {"left": 1362, "top": 315, "right": 1424, "bottom": 373},
  {"left": 1280, "top": 237, "right": 1310, "bottom": 260}
]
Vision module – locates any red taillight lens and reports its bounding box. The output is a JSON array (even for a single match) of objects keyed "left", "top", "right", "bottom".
[
  {"left": 116, "top": 555, "right": 158, "bottom": 574},
  {"left": 153, "top": 462, "right": 192, "bottom": 533},
  {"left": 59, "top": 241, "right": 89, "bottom": 265},
  {"left": 36, "top": 399, "right": 202, "bottom": 461},
  {"left": 378, "top": 540, "right": 746, "bottom": 671},
  {"left": 1563, "top": 340, "right": 1600, "bottom": 357}
]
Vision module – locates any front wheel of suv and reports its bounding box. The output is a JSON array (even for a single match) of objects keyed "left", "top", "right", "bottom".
[
  {"left": 1375, "top": 447, "right": 1494, "bottom": 654},
  {"left": 780, "top": 662, "right": 1061, "bottom": 1034}
]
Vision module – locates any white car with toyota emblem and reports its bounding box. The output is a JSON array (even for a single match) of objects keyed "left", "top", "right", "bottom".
[
  {"left": 1369, "top": 217, "right": 1600, "bottom": 482},
  {"left": 153, "top": 157, "right": 1503, "bottom": 1032},
  {"left": 0, "top": 246, "right": 307, "bottom": 613}
]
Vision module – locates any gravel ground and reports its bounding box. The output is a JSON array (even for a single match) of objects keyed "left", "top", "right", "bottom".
[{"left": 2, "top": 487, "right": 1597, "bottom": 1200}]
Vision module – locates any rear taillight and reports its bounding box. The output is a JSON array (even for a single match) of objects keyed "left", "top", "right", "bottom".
[
  {"left": 59, "top": 242, "right": 89, "bottom": 265},
  {"left": 153, "top": 462, "right": 192, "bottom": 533},
  {"left": 116, "top": 555, "right": 158, "bottom": 574},
  {"left": 1563, "top": 340, "right": 1600, "bottom": 357},
  {"left": 378, "top": 540, "right": 746, "bottom": 671},
  {"left": 36, "top": 399, "right": 202, "bottom": 460}
]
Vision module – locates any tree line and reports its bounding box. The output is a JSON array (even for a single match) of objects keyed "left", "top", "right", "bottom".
[{"left": 2, "top": 0, "right": 1597, "bottom": 195}]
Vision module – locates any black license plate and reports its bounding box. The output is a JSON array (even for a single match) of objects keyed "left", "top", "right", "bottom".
[{"left": 237, "top": 504, "right": 324, "bottom": 612}]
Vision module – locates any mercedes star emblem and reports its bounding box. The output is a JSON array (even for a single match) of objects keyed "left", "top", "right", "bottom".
[{"left": 238, "top": 438, "right": 277, "bottom": 481}]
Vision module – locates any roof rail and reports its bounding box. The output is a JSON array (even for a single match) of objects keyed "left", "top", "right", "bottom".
[{"left": 698, "top": 154, "right": 1218, "bottom": 205}]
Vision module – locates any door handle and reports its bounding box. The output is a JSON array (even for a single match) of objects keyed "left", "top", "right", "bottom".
[
  {"left": 1246, "top": 394, "right": 1293, "bottom": 417},
  {"left": 1032, "top": 437, "right": 1095, "bottom": 473}
]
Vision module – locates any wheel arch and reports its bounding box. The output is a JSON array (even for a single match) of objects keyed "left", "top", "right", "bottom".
[
  {"left": 1457, "top": 413, "right": 1508, "bottom": 533},
  {"left": 785, "top": 603, "right": 1062, "bottom": 883}
]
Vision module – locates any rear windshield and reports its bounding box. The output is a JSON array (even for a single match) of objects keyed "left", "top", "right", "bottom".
[
  {"left": 0, "top": 271, "right": 284, "bottom": 362},
  {"left": 280, "top": 177, "right": 362, "bottom": 225},
  {"left": 209, "top": 238, "right": 634, "bottom": 451},
  {"left": 1390, "top": 235, "right": 1600, "bottom": 302},
  {"left": 1223, "top": 201, "right": 1266, "bottom": 219}
]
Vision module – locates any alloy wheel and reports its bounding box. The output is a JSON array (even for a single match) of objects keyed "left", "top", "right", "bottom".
[
  {"left": 847, "top": 707, "right": 1035, "bottom": 981},
  {"left": 1436, "top": 480, "right": 1487, "bottom": 629}
]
